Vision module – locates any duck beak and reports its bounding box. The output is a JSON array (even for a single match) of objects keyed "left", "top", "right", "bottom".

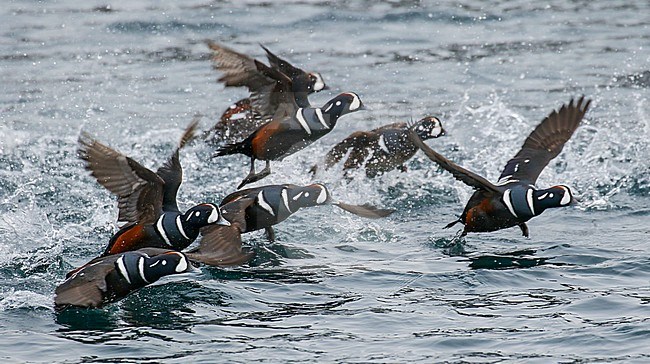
[
  {"left": 322, "top": 84, "right": 331, "bottom": 91},
  {"left": 440, "top": 127, "right": 447, "bottom": 137},
  {"left": 358, "top": 103, "right": 369, "bottom": 111}
]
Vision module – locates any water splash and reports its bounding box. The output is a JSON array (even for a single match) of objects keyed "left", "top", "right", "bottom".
[{"left": 0, "top": 288, "right": 52, "bottom": 311}]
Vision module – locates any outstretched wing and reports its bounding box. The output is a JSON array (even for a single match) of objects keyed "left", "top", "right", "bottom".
[
  {"left": 155, "top": 117, "right": 200, "bottom": 212},
  {"left": 261, "top": 44, "right": 306, "bottom": 79},
  {"left": 206, "top": 40, "right": 299, "bottom": 119},
  {"left": 55, "top": 256, "right": 117, "bottom": 309},
  {"left": 220, "top": 187, "right": 256, "bottom": 206},
  {"left": 78, "top": 132, "right": 164, "bottom": 225},
  {"left": 498, "top": 96, "right": 591, "bottom": 184},
  {"left": 407, "top": 126, "right": 499, "bottom": 193},
  {"left": 205, "top": 40, "right": 273, "bottom": 92},
  {"left": 252, "top": 59, "right": 301, "bottom": 120},
  {"left": 185, "top": 198, "right": 256, "bottom": 267},
  {"left": 324, "top": 131, "right": 379, "bottom": 169}
]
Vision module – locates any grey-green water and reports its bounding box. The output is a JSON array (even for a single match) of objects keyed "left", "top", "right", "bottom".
[{"left": 1, "top": 0, "right": 649, "bottom": 362}]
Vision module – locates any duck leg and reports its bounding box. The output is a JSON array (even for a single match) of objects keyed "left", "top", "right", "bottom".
[
  {"left": 444, "top": 218, "right": 462, "bottom": 229},
  {"left": 265, "top": 227, "right": 276, "bottom": 242},
  {"left": 238, "top": 159, "right": 272, "bottom": 189},
  {"left": 518, "top": 223, "right": 529, "bottom": 238}
]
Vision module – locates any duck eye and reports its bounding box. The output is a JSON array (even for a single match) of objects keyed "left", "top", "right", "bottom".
[
  {"left": 304, "top": 192, "right": 310, "bottom": 197},
  {"left": 161, "top": 260, "right": 167, "bottom": 266},
  {"left": 549, "top": 193, "right": 554, "bottom": 198},
  {"left": 195, "top": 211, "right": 200, "bottom": 217}
]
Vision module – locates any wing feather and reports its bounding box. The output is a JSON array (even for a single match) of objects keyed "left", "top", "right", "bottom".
[
  {"left": 78, "top": 132, "right": 164, "bottom": 225},
  {"left": 55, "top": 257, "right": 117, "bottom": 309},
  {"left": 185, "top": 198, "right": 256, "bottom": 267},
  {"left": 408, "top": 126, "right": 499, "bottom": 192},
  {"left": 323, "top": 131, "right": 379, "bottom": 170},
  {"left": 155, "top": 117, "right": 200, "bottom": 212},
  {"left": 498, "top": 96, "right": 591, "bottom": 184}
]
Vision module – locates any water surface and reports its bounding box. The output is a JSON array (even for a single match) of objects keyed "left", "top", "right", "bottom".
[{"left": 1, "top": 0, "right": 649, "bottom": 362}]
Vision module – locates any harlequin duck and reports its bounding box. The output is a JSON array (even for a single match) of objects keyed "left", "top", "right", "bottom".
[
  {"left": 203, "top": 40, "right": 328, "bottom": 144},
  {"left": 55, "top": 248, "right": 194, "bottom": 310},
  {"left": 312, "top": 116, "right": 445, "bottom": 177},
  {"left": 78, "top": 119, "right": 231, "bottom": 256},
  {"left": 215, "top": 61, "right": 366, "bottom": 188},
  {"left": 408, "top": 97, "right": 591, "bottom": 237},
  {"left": 215, "top": 183, "right": 394, "bottom": 242}
]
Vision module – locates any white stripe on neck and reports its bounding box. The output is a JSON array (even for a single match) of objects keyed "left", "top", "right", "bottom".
[
  {"left": 281, "top": 188, "right": 292, "bottom": 213},
  {"left": 116, "top": 256, "right": 131, "bottom": 284},
  {"left": 138, "top": 256, "right": 150, "bottom": 284},
  {"left": 156, "top": 215, "right": 173, "bottom": 247},
  {"left": 526, "top": 188, "right": 536, "bottom": 216},
  {"left": 257, "top": 191, "right": 275, "bottom": 216},
  {"left": 175, "top": 215, "right": 189, "bottom": 240},
  {"left": 502, "top": 189, "right": 518, "bottom": 218},
  {"left": 295, "top": 108, "right": 312, "bottom": 135},
  {"left": 315, "top": 108, "right": 329, "bottom": 129}
]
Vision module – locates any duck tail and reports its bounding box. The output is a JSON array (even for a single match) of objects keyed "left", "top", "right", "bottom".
[{"left": 215, "top": 141, "right": 248, "bottom": 157}]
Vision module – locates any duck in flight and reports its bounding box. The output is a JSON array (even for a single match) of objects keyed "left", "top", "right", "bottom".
[{"left": 408, "top": 97, "right": 591, "bottom": 237}]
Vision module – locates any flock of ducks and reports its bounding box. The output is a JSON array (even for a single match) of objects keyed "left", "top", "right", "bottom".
[{"left": 54, "top": 41, "right": 591, "bottom": 310}]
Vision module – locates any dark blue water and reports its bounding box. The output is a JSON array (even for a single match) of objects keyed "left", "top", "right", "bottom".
[{"left": 1, "top": 0, "right": 649, "bottom": 362}]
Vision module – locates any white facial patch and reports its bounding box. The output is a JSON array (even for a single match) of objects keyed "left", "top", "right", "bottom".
[
  {"left": 431, "top": 124, "right": 442, "bottom": 137},
  {"left": 295, "top": 108, "right": 312, "bottom": 135},
  {"left": 316, "top": 185, "right": 328, "bottom": 204},
  {"left": 537, "top": 193, "right": 548, "bottom": 200},
  {"left": 559, "top": 186, "right": 572, "bottom": 205},
  {"left": 312, "top": 73, "right": 325, "bottom": 91},
  {"left": 174, "top": 253, "right": 188, "bottom": 273},
  {"left": 293, "top": 191, "right": 303, "bottom": 201},
  {"left": 348, "top": 94, "right": 361, "bottom": 111},
  {"left": 207, "top": 205, "right": 220, "bottom": 224}
]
